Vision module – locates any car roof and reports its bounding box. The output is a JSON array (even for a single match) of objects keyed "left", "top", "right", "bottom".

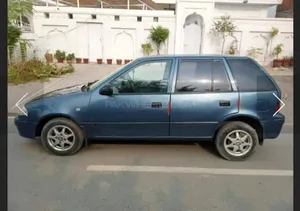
[{"left": 136, "top": 54, "right": 250, "bottom": 60}]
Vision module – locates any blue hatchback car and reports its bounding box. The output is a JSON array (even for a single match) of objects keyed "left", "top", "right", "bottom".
[{"left": 15, "top": 55, "right": 285, "bottom": 161}]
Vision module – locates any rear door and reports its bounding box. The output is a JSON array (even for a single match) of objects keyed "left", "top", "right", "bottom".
[
  {"left": 226, "top": 58, "right": 280, "bottom": 120},
  {"left": 170, "top": 58, "right": 239, "bottom": 138}
]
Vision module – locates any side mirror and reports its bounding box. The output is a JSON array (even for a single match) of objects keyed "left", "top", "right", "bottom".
[{"left": 99, "top": 84, "right": 113, "bottom": 96}]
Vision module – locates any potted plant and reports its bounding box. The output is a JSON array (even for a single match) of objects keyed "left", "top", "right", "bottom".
[
  {"left": 226, "top": 40, "right": 238, "bottom": 55},
  {"left": 272, "top": 44, "right": 284, "bottom": 67},
  {"left": 149, "top": 26, "right": 170, "bottom": 55},
  {"left": 141, "top": 43, "right": 153, "bottom": 56},
  {"left": 289, "top": 56, "right": 293, "bottom": 66},
  {"left": 44, "top": 50, "right": 53, "bottom": 63},
  {"left": 97, "top": 58, "right": 103, "bottom": 64},
  {"left": 83, "top": 58, "right": 89, "bottom": 64},
  {"left": 107, "top": 59, "right": 112, "bottom": 64},
  {"left": 116, "top": 59, "right": 122, "bottom": 65},
  {"left": 124, "top": 59, "right": 131, "bottom": 64},
  {"left": 247, "top": 47, "right": 263, "bottom": 60},
  {"left": 76, "top": 58, "right": 82, "bottom": 64},
  {"left": 283, "top": 56, "right": 290, "bottom": 67},
  {"left": 66, "top": 53, "right": 75, "bottom": 64},
  {"left": 54, "top": 50, "right": 66, "bottom": 63}
]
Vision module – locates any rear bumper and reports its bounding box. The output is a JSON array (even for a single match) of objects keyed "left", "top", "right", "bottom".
[
  {"left": 14, "top": 115, "right": 38, "bottom": 139},
  {"left": 261, "top": 113, "right": 285, "bottom": 139}
]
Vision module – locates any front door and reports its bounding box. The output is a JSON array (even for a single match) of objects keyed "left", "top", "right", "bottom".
[
  {"left": 88, "top": 59, "right": 174, "bottom": 138},
  {"left": 183, "top": 23, "right": 201, "bottom": 54},
  {"left": 170, "top": 58, "right": 239, "bottom": 138}
]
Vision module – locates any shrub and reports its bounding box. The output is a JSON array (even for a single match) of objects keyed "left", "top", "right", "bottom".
[
  {"left": 272, "top": 44, "right": 284, "bottom": 59},
  {"left": 141, "top": 43, "right": 153, "bottom": 56},
  {"left": 67, "top": 53, "right": 75, "bottom": 60},
  {"left": 8, "top": 59, "right": 74, "bottom": 84}
]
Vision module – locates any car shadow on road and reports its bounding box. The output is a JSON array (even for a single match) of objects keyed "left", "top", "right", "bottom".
[{"left": 87, "top": 139, "right": 221, "bottom": 158}]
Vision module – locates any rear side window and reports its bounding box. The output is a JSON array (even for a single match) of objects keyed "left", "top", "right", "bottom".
[
  {"left": 226, "top": 58, "right": 276, "bottom": 92},
  {"left": 212, "top": 60, "right": 232, "bottom": 92},
  {"left": 175, "top": 59, "right": 232, "bottom": 93}
]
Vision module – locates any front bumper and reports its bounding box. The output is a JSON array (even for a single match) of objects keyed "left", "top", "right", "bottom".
[
  {"left": 261, "top": 113, "right": 285, "bottom": 139},
  {"left": 14, "top": 115, "right": 38, "bottom": 139}
]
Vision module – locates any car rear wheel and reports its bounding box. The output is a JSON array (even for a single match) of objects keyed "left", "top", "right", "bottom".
[
  {"left": 41, "top": 118, "right": 85, "bottom": 156},
  {"left": 215, "top": 121, "right": 258, "bottom": 161}
]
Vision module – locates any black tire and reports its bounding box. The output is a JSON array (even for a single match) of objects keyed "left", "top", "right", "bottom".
[
  {"left": 41, "top": 117, "right": 85, "bottom": 156},
  {"left": 215, "top": 121, "right": 258, "bottom": 161}
]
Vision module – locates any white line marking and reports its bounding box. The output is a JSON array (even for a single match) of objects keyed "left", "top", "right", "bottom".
[{"left": 86, "top": 165, "right": 293, "bottom": 176}]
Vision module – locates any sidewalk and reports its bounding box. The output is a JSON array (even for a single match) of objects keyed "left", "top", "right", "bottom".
[{"left": 8, "top": 64, "right": 294, "bottom": 124}]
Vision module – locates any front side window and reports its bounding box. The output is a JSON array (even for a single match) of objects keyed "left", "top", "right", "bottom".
[
  {"left": 175, "top": 59, "right": 232, "bottom": 93},
  {"left": 111, "top": 60, "right": 172, "bottom": 94}
]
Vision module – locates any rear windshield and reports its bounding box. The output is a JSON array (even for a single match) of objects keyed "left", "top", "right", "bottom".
[{"left": 226, "top": 58, "right": 277, "bottom": 92}]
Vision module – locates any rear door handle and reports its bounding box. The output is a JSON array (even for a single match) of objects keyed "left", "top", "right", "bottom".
[
  {"left": 219, "top": 100, "right": 230, "bottom": 106},
  {"left": 151, "top": 102, "right": 162, "bottom": 108}
]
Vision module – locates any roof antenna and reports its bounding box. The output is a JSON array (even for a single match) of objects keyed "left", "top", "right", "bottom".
[{"left": 243, "top": 0, "right": 248, "bottom": 3}]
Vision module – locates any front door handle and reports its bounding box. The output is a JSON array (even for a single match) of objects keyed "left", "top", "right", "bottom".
[
  {"left": 151, "top": 102, "right": 162, "bottom": 108},
  {"left": 219, "top": 100, "right": 230, "bottom": 106}
]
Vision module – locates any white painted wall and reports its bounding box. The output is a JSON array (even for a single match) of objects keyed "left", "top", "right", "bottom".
[
  {"left": 214, "top": 3, "right": 271, "bottom": 18},
  {"left": 21, "top": 2, "right": 293, "bottom": 66},
  {"left": 207, "top": 17, "right": 293, "bottom": 65},
  {"left": 28, "top": 6, "right": 175, "bottom": 62}
]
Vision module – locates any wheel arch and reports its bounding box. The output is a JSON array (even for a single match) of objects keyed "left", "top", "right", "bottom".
[
  {"left": 35, "top": 114, "right": 84, "bottom": 137},
  {"left": 214, "top": 115, "right": 264, "bottom": 145}
]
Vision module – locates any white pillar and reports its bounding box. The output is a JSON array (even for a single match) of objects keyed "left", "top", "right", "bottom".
[
  {"left": 77, "top": 0, "right": 80, "bottom": 7},
  {"left": 127, "top": 0, "right": 130, "bottom": 9}
]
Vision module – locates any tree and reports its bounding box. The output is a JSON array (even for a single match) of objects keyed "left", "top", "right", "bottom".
[
  {"left": 260, "top": 27, "right": 278, "bottom": 65},
  {"left": 149, "top": 26, "right": 170, "bottom": 55},
  {"left": 210, "top": 14, "right": 237, "bottom": 54},
  {"left": 8, "top": 0, "right": 33, "bottom": 24},
  {"left": 7, "top": 0, "right": 33, "bottom": 61}
]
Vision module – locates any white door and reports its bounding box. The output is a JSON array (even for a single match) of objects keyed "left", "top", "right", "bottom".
[
  {"left": 183, "top": 24, "right": 201, "bottom": 54},
  {"left": 88, "top": 23, "right": 103, "bottom": 62},
  {"left": 76, "top": 23, "right": 89, "bottom": 58}
]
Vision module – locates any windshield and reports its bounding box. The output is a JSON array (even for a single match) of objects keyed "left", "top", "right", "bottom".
[{"left": 89, "top": 63, "right": 131, "bottom": 90}]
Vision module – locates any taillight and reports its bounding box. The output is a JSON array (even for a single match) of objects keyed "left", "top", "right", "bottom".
[{"left": 276, "top": 102, "right": 281, "bottom": 112}]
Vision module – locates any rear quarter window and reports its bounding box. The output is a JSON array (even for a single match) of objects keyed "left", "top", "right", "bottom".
[{"left": 226, "top": 58, "right": 276, "bottom": 92}]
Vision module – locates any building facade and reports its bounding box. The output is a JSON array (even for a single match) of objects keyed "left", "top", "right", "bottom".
[{"left": 21, "top": 0, "right": 293, "bottom": 66}]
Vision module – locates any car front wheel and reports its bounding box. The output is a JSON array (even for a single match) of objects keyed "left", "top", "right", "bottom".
[
  {"left": 41, "top": 118, "right": 85, "bottom": 156},
  {"left": 215, "top": 121, "right": 258, "bottom": 161}
]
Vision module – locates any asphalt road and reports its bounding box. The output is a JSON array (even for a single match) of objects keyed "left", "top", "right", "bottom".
[{"left": 8, "top": 118, "right": 293, "bottom": 211}]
